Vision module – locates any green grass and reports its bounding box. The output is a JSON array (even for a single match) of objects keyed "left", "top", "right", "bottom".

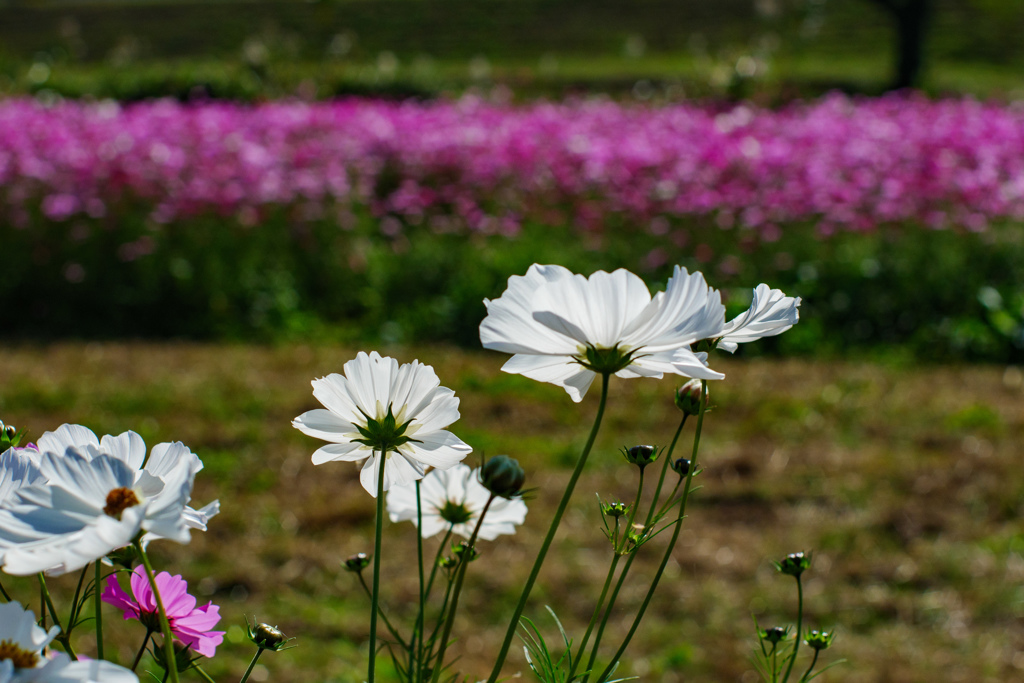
[{"left": 1, "top": 342, "right": 1022, "bottom": 681}]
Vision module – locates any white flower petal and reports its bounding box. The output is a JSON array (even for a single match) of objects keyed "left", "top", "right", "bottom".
[
  {"left": 291, "top": 409, "right": 359, "bottom": 442},
  {"left": 36, "top": 425, "right": 99, "bottom": 458},
  {"left": 720, "top": 284, "right": 801, "bottom": 350},
  {"left": 311, "top": 442, "right": 367, "bottom": 465},
  {"left": 98, "top": 431, "right": 147, "bottom": 471}
]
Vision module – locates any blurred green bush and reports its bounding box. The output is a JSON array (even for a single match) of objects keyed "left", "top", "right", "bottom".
[{"left": 5, "top": 205, "right": 1024, "bottom": 362}]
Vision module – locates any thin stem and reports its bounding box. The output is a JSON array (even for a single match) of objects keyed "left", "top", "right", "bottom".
[
  {"left": 131, "top": 630, "right": 154, "bottom": 672},
  {"left": 771, "top": 642, "right": 779, "bottom": 683},
  {"left": 38, "top": 573, "right": 76, "bottom": 659},
  {"left": 568, "top": 553, "right": 621, "bottom": 680},
  {"left": 582, "top": 554, "right": 632, "bottom": 682},
  {"left": 94, "top": 562, "right": 104, "bottom": 660},
  {"left": 425, "top": 573, "right": 456, "bottom": 655},
  {"left": 135, "top": 542, "right": 181, "bottom": 683},
  {"left": 618, "top": 469, "right": 645, "bottom": 554},
  {"left": 415, "top": 481, "right": 426, "bottom": 683},
  {"left": 782, "top": 577, "right": 804, "bottom": 683},
  {"left": 368, "top": 451, "right": 386, "bottom": 683},
  {"left": 643, "top": 416, "right": 687, "bottom": 528},
  {"left": 0, "top": 577, "right": 10, "bottom": 602},
  {"left": 486, "top": 372, "right": 611, "bottom": 683},
  {"left": 799, "top": 648, "right": 820, "bottom": 683},
  {"left": 431, "top": 495, "right": 496, "bottom": 683},
  {"left": 424, "top": 527, "right": 454, "bottom": 602},
  {"left": 68, "top": 564, "right": 89, "bottom": 632},
  {"left": 238, "top": 648, "right": 264, "bottom": 683},
  {"left": 192, "top": 664, "right": 218, "bottom": 683},
  {"left": 595, "top": 381, "right": 708, "bottom": 683},
  {"left": 357, "top": 573, "right": 409, "bottom": 649}
]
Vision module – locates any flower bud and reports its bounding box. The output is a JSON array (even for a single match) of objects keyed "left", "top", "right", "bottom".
[
  {"left": 671, "top": 458, "right": 691, "bottom": 477},
  {"left": 437, "top": 556, "right": 458, "bottom": 572},
  {"left": 804, "top": 630, "right": 834, "bottom": 651},
  {"left": 479, "top": 455, "right": 526, "bottom": 499},
  {"left": 675, "top": 379, "right": 707, "bottom": 416},
  {"left": 622, "top": 445, "right": 658, "bottom": 471},
  {"left": 601, "top": 501, "right": 629, "bottom": 519},
  {"left": 774, "top": 551, "right": 811, "bottom": 578},
  {"left": 343, "top": 552, "right": 371, "bottom": 573},
  {"left": 451, "top": 542, "right": 479, "bottom": 563},
  {"left": 759, "top": 626, "right": 790, "bottom": 645},
  {"left": 3, "top": 424, "right": 15, "bottom": 440},
  {"left": 246, "top": 617, "right": 294, "bottom": 652}
]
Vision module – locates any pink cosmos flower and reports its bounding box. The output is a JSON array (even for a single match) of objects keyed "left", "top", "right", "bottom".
[{"left": 102, "top": 566, "right": 225, "bottom": 657}]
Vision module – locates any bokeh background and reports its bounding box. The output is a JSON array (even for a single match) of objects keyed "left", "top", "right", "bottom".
[{"left": 0, "top": 1, "right": 1023, "bottom": 681}]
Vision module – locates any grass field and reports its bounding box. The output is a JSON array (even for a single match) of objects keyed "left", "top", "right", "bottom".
[{"left": 0, "top": 342, "right": 1020, "bottom": 682}]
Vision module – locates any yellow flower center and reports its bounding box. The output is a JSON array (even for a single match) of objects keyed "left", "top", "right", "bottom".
[
  {"left": 0, "top": 639, "right": 39, "bottom": 669},
  {"left": 103, "top": 487, "right": 141, "bottom": 518}
]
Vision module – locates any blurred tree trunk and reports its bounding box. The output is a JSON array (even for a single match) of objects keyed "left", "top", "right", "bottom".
[{"left": 867, "top": 0, "right": 933, "bottom": 89}]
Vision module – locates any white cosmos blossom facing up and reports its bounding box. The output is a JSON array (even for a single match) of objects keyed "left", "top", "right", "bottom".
[
  {"left": 28, "top": 424, "right": 220, "bottom": 538},
  {"left": 387, "top": 463, "right": 527, "bottom": 541},
  {"left": 0, "top": 601, "right": 138, "bottom": 683},
  {"left": 0, "top": 449, "right": 194, "bottom": 576},
  {"left": 292, "top": 351, "right": 472, "bottom": 497},
  {"left": 718, "top": 284, "right": 801, "bottom": 353},
  {"left": 479, "top": 264, "right": 726, "bottom": 402}
]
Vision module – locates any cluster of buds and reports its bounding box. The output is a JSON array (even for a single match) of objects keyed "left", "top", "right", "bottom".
[
  {"left": 600, "top": 500, "right": 629, "bottom": 519},
  {"left": 451, "top": 541, "right": 480, "bottom": 564},
  {"left": 0, "top": 421, "right": 20, "bottom": 449}
]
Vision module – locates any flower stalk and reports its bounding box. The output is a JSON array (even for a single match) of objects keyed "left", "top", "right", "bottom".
[
  {"left": 135, "top": 541, "right": 181, "bottom": 683},
  {"left": 486, "top": 372, "right": 611, "bottom": 683}
]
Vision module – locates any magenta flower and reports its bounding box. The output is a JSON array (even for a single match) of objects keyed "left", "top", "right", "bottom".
[{"left": 102, "top": 566, "right": 225, "bottom": 657}]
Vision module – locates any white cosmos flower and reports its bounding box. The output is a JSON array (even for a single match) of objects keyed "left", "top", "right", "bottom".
[
  {"left": 292, "top": 351, "right": 472, "bottom": 497},
  {"left": 479, "top": 264, "right": 726, "bottom": 402},
  {"left": 0, "top": 450, "right": 193, "bottom": 576},
  {"left": 387, "top": 463, "right": 527, "bottom": 541},
  {"left": 717, "top": 284, "right": 801, "bottom": 353},
  {"left": 0, "top": 601, "right": 138, "bottom": 683},
  {"left": 31, "top": 424, "right": 220, "bottom": 539}
]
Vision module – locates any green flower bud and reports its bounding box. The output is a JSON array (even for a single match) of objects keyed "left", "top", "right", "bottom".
[
  {"left": 675, "top": 379, "right": 707, "bottom": 416},
  {"left": 343, "top": 552, "right": 371, "bottom": 573},
  {"left": 622, "top": 445, "right": 658, "bottom": 471},
  {"left": 804, "top": 630, "right": 834, "bottom": 651},
  {"left": 451, "top": 542, "right": 479, "bottom": 563},
  {"left": 246, "top": 616, "right": 295, "bottom": 652},
  {"left": 3, "top": 425, "right": 15, "bottom": 440},
  {"left": 759, "top": 626, "right": 790, "bottom": 645},
  {"left": 479, "top": 455, "right": 526, "bottom": 499},
  {"left": 601, "top": 501, "right": 629, "bottom": 519},
  {"left": 671, "top": 458, "right": 691, "bottom": 477},
  {"left": 437, "top": 556, "right": 458, "bottom": 572},
  {"left": 774, "top": 551, "right": 812, "bottom": 578}
]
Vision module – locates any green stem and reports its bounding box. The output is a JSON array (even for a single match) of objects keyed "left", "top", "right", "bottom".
[
  {"left": 782, "top": 577, "right": 804, "bottom": 683},
  {"left": 431, "top": 495, "right": 495, "bottom": 683},
  {"left": 771, "top": 642, "right": 779, "bottom": 683},
  {"left": 131, "top": 630, "right": 154, "bottom": 672},
  {"left": 414, "top": 481, "right": 426, "bottom": 683},
  {"left": 582, "top": 554, "right": 632, "bottom": 682},
  {"left": 643, "top": 416, "right": 687, "bottom": 528},
  {"left": 135, "top": 542, "right": 180, "bottom": 683},
  {"left": 357, "top": 574, "right": 409, "bottom": 649},
  {"left": 569, "top": 553, "right": 621, "bottom": 680},
  {"left": 38, "top": 573, "right": 76, "bottom": 659},
  {"left": 618, "top": 468, "right": 645, "bottom": 554},
  {"left": 799, "top": 648, "right": 820, "bottom": 683},
  {"left": 486, "top": 372, "right": 611, "bottom": 683},
  {"left": 368, "top": 451, "right": 386, "bottom": 683},
  {"left": 424, "top": 527, "right": 454, "bottom": 602},
  {"left": 94, "top": 562, "right": 104, "bottom": 660},
  {"left": 193, "top": 664, "right": 218, "bottom": 683},
  {"left": 68, "top": 564, "right": 89, "bottom": 633},
  {"left": 0, "top": 577, "right": 10, "bottom": 602},
  {"left": 595, "top": 381, "right": 708, "bottom": 683},
  {"left": 238, "top": 648, "right": 265, "bottom": 683}
]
